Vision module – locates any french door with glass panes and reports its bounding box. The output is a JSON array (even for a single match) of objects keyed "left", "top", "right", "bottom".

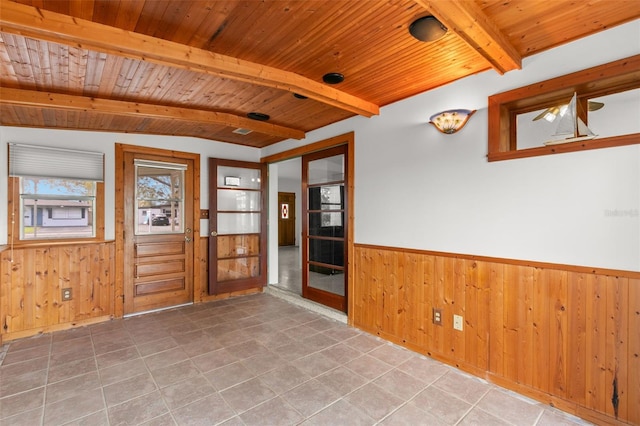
[
  {"left": 302, "top": 145, "right": 347, "bottom": 312},
  {"left": 208, "top": 158, "right": 267, "bottom": 294}
]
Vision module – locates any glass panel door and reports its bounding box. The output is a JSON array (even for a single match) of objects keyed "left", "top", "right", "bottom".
[
  {"left": 209, "top": 159, "right": 267, "bottom": 294},
  {"left": 302, "top": 145, "right": 347, "bottom": 312}
]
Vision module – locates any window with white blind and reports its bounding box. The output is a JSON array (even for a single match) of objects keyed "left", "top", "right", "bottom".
[{"left": 8, "top": 143, "right": 105, "bottom": 242}]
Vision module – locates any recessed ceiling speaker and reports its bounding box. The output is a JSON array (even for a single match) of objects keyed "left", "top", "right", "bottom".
[
  {"left": 322, "top": 72, "right": 344, "bottom": 84},
  {"left": 247, "top": 112, "right": 270, "bottom": 121},
  {"left": 409, "top": 16, "right": 447, "bottom": 42}
]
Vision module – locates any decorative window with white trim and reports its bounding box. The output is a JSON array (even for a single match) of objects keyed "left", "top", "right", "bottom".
[{"left": 8, "top": 143, "right": 105, "bottom": 242}]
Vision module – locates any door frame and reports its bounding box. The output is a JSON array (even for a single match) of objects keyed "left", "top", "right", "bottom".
[
  {"left": 262, "top": 132, "right": 355, "bottom": 319},
  {"left": 114, "top": 143, "right": 201, "bottom": 318}
]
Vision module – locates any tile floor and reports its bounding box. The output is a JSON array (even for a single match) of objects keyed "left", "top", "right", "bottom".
[{"left": 0, "top": 293, "right": 592, "bottom": 426}]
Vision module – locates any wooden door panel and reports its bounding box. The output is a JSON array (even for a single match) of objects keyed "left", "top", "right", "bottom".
[
  {"left": 135, "top": 278, "right": 185, "bottom": 296},
  {"left": 123, "top": 151, "right": 194, "bottom": 314},
  {"left": 278, "top": 192, "right": 296, "bottom": 246},
  {"left": 135, "top": 260, "right": 185, "bottom": 277},
  {"left": 217, "top": 235, "right": 260, "bottom": 257},
  {"left": 135, "top": 241, "right": 185, "bottom": 257}
]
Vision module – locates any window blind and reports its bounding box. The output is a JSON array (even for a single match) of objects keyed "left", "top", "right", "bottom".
[{"left": 9, "top": 143, "right": 104, "bottom": 181}]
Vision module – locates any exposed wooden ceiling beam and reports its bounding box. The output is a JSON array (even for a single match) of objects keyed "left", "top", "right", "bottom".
[
  {"left": 0, "top": 0, "right": 379, "bottom": 117},
  {"left": 415, "top": 0, "right": 522, "bottom": 74},
  {"left": 0, "top": 88, "right": 306, "bottom": 140}
]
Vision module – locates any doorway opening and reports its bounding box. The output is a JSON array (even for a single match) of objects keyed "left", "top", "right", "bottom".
[{"left": 264, "top": 132, "right": 354, "bottom": 316}]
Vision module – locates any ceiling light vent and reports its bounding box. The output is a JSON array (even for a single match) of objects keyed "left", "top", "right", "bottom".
[{"left": 233, "top": 128, "right": 253, "bottom": 135}]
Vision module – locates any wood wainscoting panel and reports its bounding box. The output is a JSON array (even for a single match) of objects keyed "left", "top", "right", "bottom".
[
  {"left": 353, "top": 244, "right": 639, "bottom": 425},
  {"left": 0, "top": 242, "right": 116, "bottom": 341}
]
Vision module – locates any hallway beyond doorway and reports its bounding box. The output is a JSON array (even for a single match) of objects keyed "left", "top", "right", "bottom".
[{"left": 275, "top": 246, "right": 345, "bottom": 297}]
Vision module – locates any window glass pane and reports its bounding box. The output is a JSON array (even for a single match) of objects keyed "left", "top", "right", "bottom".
[
  {"left": 309, "top": 185, "right": 343, "bottom": 210},
  {"left": 308, "top": 213, "right": 344, "bottom": 236},
  {"left": 217, "top": 189, "right": 261, "bottom": 211},
  {"left": 19, "top": 177, "right": 96, "bottom": 240},
  {"left": 309, "top": 239, "right": 344, "bottom": 267},
  {"left": 217, "top": 213, "right": 261, "bottom": 234},
  {"left": 135, "top": 164, "right": 184, "bottom": 235},
  {"left": 308, "top": 154, "right": 344, "bottom": 185},
  {"left": 218, "top": 166, "right": 261, "bottom": 189}
]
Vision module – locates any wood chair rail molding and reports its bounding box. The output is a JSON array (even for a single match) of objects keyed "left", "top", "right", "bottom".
[
  {"left": 488, "top": 55, "right": 640, "bottom": 162},
  {"left": 354, "top": 243, "right": 640, "bottom": 279}
]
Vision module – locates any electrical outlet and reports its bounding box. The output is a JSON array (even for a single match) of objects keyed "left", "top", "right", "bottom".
[
  {"left": 62, "top": 288, "right": 72, "bottom": 301},
  {"left": 453, "top": 314, "right": 463, "bottom": 331},
  {"left": 433, "top": 308, "right": 442, "bottom": 325}
]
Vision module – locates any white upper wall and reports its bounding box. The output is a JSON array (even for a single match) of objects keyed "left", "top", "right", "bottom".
[
  {"left": 262, "top": 20, "right": 640, "bottom": 272},
  {"left": 0, "top": 129, "right": 260, "bottom": 242}
]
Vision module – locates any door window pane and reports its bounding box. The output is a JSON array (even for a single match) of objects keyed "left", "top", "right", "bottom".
[
  {"left": 218, "top": 166, "right": 261, "bottom": 189},
  {"left": 307, "top": 155, "right": 344, "bottom": 185},
  {"left": 217, "top": 190, "right": 261, "bottom": 211},
  {"left": 135, "top": 163, "right": 184, "bottom": 235},
  {"left": 217, "top": 213, "right": 261, "bottom": 234}
]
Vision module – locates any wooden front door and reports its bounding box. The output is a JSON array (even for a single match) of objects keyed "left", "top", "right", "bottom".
[
  {"left": 278, "top": 192, "right": 296, "bottom": 246},
  {"left": 123, "top": 151, "right": 195, "bottom": 315},
  {"left": 208, "top": 158, "right": 267, "bottom": 295}
]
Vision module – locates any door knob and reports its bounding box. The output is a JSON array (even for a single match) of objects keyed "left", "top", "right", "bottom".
[
  {"left": 185, "top": 236, "right": 192, "bottom": 243},
  {"left": 210, "top": 231, "right": 217, "bottom": 237}
]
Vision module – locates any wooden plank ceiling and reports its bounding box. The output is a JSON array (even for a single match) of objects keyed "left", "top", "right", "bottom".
[{"left": 1, "top": 0, "right": 639, "bottom": 148}]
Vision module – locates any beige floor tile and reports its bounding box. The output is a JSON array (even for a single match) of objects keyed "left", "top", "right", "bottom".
[
  {"left": 219, "top": 377, "right": 277, "bottom": 413},
  {"left": 0, "top": 387, "right": 44, "bottom": 419},
  {"left": 411, "top": 386, "right": 472, "bottom": 424},
  {"left": 149, "top": 359, "right": 200, "bottom": 388},
  {"left": 458, "top": 407, "right": 512, "bottom": 425},
  {"left": 171, "top": 392, "right": 235, "bottom": 426},
  {"left": 1, "top": 292, "right": 596, "bottom": 426},
  {"left": 258, "top": 364, "right": 310, "bottom": 394},
  {"left": 107, "top": 391, "right": 169, "bottom": 425},
  {"left": 102, "top": 372, "right": 157, "bottom": 407},
  {"left": 160, "top": 375, "right": 215, "bottom": 411},
  {"left": 240, "top": 396, "right": 303, "bottom": 426},
  {"left": 344, "top": 354, "right": 393, "bottom": 380},
  {"left": 204, "top": 361, "right": 257, "bottom": 391},
  {"left": 373, "top": 368, "right": 428, "bottom": 400},
  {"left": 45, "top": 371, "right": 102, "bottom": 405},
  {"left": 344, "top": 382, "right": 404, "bottom": 422},
  {"left": 300, "top": 399, "right": 373, "bottom": 426},
  {"left": 281, "top": 379, "right": 339, "bottom": 418},
  {"left": 43, "top": 388, "right": 104, "bottom": 426},
  {"left": 432, "top": 370, "right": 491, "bottom": 404},
  {"left": 291, "top": 352, "right": 340, "bottom": 378},
  {"left": 476, "top": 388, "right": 544, "bottom": 425}
]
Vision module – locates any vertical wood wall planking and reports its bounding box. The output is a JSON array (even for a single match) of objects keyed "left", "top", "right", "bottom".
[
  {"left": 489, "top": 261, "right": 505, "bottom": 377},
  {"left": 629, "top": 278, "right": 640, "bottom": 424},
  {"left": 0, "top": 243, "right": 115, "bottom": 340},
  {"left": 352, "top": 244, "right": 639, "bottom": 425},
  {"left": 532, "top": 267, "right": 550, "bottom": 394},
  {"left": 567, "top": 272, "right": 586, "bottom": 406}
]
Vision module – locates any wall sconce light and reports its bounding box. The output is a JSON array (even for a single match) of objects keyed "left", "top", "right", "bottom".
[{"left": 429, "top": 109, "right": 476, "bottom": 134}]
